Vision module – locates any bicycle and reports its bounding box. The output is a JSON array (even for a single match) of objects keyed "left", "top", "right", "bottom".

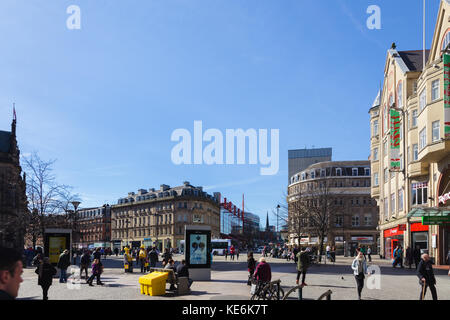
[
  {"left": 283, "top": 284, "right": 332, "bottom": 300},
  {"left": 250, "top": 279, "right": 285, "bottom": 300}
]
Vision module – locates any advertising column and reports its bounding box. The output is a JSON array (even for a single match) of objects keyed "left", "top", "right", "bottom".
[{"left": 185, "top": 225, "right": 211, "bottom": 281}]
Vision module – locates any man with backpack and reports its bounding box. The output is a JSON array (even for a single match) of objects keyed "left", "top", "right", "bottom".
[{"left": 392, "top": 245, "right": 404, "bottom": 268}]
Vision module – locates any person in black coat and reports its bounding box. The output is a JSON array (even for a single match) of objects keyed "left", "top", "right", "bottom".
[
  {"left": 413, "top": 245, "right": 421, "bottom": 269},
  {"left": 417, "top": 254, "right": 437, "bottom": 300},
  {"left": 148, "top": 247, "right": 158, "bottom": 268},
  {"left": 247, "top": 252, "right": 256, "bottom": 285},
  {"left": 35, "top": 257, "right": 57, "bottom": 300}
]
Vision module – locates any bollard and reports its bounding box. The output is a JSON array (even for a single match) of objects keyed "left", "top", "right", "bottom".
[{"left": 298, "top": 286, "right": 303, "bottom": 300}]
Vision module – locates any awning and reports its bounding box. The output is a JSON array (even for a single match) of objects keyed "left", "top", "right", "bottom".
[
  {"left": 407, "top": 207, "right": 450, "bottom": 225},
  {"left": 407, "top": 207, "right": 450, "bottom": 217}
]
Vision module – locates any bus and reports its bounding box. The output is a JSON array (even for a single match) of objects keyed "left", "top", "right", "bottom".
[{"left": 180, "top": 239, "right": 232, "bottom": 256}]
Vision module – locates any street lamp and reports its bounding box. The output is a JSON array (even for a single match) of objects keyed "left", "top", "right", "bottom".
[
  {"left": 276, "top": 205, "right": 280, "bottom": 241},
  {"left": 70, "top": 201, "right": 81, "bottom": 264}
]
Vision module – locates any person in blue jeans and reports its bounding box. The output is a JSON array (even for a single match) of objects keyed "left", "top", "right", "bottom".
[
  {"left": 392, "top": 245, "right": 404, "bottom": 268},
  {"left": 57, "top": 250, "right": 71, "bottom": 283}
]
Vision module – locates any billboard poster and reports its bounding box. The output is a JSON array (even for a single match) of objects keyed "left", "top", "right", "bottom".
[
  {"left": 390, "top": 108, "right": 401, "bottom": 171},
  {"left": 444, "top": 54, "right": 450, "bottom": 137},
  {"left": 185, "top": 228, "right": 211, "bottom": 269},
  {"left": 49, "top": 237, "right": 66, "bottom": 264}
]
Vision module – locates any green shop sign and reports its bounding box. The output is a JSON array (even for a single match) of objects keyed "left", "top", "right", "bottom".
[{"left": 422, "top": 215, "right": 450, "bottom": 225}]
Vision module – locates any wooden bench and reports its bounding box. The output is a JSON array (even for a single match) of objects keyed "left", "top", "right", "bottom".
[{"left": 149, "top": 268, "right": 190, "bottom": 295}]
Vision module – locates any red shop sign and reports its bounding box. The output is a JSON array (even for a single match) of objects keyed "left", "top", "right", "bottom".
[
  {"left": 384, "top": 225, "right": 406, "bottom": 237},
  {"left": 411, "top": 222, "right": 429, "bottom": 232}
]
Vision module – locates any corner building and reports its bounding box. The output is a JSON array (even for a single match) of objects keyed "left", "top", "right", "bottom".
[{"left": 369, "top": 0, "right": 450, "bottom": 265}]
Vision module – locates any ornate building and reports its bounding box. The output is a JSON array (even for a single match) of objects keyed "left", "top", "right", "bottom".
[
  {"left": 111, "top": 181, "right": 221, "bottom": 251},
  {"left": 0, "top": 115, "right": 28, "bottom": 249}
]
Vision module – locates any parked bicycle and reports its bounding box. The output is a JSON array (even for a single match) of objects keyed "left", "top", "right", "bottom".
[{"left": 250, "top": 279, "right": 285, "bottom": 300}]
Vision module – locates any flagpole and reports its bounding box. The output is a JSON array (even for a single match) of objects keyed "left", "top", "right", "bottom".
[{"left": 423, "top": 0, "right": 426, "bottom": 71}]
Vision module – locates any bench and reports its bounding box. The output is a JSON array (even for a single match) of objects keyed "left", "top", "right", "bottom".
[{"left": 149, "top": 268, "right": 190, "bottom": 295}]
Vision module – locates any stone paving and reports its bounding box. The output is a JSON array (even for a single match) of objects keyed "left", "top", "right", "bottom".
[{"left": 16, "top": 254, "right": 450, "bottom": 300}]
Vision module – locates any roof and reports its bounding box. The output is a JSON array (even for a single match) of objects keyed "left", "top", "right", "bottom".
[
  {"left": 398, "top": 50, "right": 430, "bottom": 72},
  {"left": 0, "top": 130, "right": 11, "bottom": 153},
  {"left": 288, "top": 148, "right": 332, "bottom": 159},
  {"left": 371, "top": 90, "right": 381, "bottom": 109}
]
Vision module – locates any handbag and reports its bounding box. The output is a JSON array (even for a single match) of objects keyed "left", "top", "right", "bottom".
[{"left": 250, "top": 283, "right": 257, "bottom": 295}]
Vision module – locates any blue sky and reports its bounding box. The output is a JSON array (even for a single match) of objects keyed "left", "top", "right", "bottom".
[{"left": 0, "top": 0, "right": 441, "bottom": 226}]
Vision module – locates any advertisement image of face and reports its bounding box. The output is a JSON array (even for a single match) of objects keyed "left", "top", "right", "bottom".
[{"left": 190, "top": 234, "right": 207, "bottom": 265}]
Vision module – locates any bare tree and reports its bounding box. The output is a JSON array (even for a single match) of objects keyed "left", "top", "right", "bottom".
[{"left": 22, "top": 152, "right": 79, "bottom": 247}]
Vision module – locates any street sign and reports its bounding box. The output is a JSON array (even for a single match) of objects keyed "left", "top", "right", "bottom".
[{"left": 422, "top": 216, "right": 450, "bottom": 225}]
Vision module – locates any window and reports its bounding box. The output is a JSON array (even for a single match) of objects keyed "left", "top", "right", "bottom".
[
  {"left": 374, "top": 173, "right": 379, "bottom": 186},
  {"left": 383, "top": 105, "right": 388, "bottom": 134},
  {"left": 365, "top": 168, "right": 370, "bottom": 176},
  {"left": 411, "top": 110, "right": 418, "bottom": 127},
  {"left": 335, "top": 216, "right": 343, "bottom": 227},
  {"left": 397, "top": 82, "right": 403, "bottom": 108},
  {"left": 411, "top": 182, "right": 428, "bottom": 206},
  {"left": 373, "top": 148, "right": 379, "bottom": 161},
  {"left": 310, "top": 171, "right": 315, "bottom": 179},
  {"left": 301, "top": 172, "right": 306, "bottom": 180},
  {"left": 320, "top": 169, "right": 326, "bottom": 177},
  {"left": 352, "top": 168, "right": 358, "bottom": 176},
  {"left": 391, "top": 193, "right": 395, "bottom": 213},
  {"left": 431, "top": 79, "right": 440, "bottom": 101},
  {"left": 413, "top": 80, "right": 418, "bottom": 94},
  {"left": 351, "top": 215, "right": 360, "bottom": 227},
  {"left": 373, "top": 120, "right": 379, "bottom": 136},
  {"left": 364, "top": 215, "right": 372, "bottom": 226},
  {"left": 419, "top": 127, "right": 427, "bottom": 150},
  {"left": 412, "top": 144, "right": 418, "bottom": 161},
  {"left": 383, "top": 140, "right": 388, "bottom": 155},
  {"left": 384, "top": 198, "right": 388, "bottom": 217},
  {"left": 419, "top": 88, "right": 426, "bottom": 112},
  {"left": 336, "top": 168, "right": 342, "bottom": 176},
  {"left": 398, "top": 189, "right": 404, "bottom": 211},
  {"left": 432, "top": 121, "right": 440, "bottom": 142},
  {"left": 384, "top": 168, "right": 388, "bottom": 183}
]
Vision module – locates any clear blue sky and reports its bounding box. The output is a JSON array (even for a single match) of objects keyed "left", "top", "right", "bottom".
[{"left": 0, "top": 0, "right": 441, "bottom": 226}]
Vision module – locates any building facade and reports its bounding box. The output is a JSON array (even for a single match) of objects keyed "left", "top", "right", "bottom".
[
  {"left": 76, "top": 205, "right": 111, "bottom": 249},
  {"left": 370, "top": 0, "right": 450, "bottom": 265},
  {"left": 0, "top": 117, "right": 27, "bottom": 249},
  {"left": 288, "top": 161, "right": 379, "bottom": 255},
  {"left": 111, "top": 182, "right": 221, "bottom": 251},
  {"left": 288, "top": 148, "right": 332, "bottom": 184}
]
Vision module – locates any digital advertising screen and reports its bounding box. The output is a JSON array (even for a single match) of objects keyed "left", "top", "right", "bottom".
[
  {"left": 185, "top": 229, "right": 211, "bottom": 269},
  {"left": 43, "top": 231, "right": 71, "bottom": 266}
]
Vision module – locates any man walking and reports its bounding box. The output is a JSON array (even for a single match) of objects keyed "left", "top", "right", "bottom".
[
  {"left": 148, "top": 247, "right": 158, "bottom": 268},
  {"left": 296, "top": 247, "right": 310, "bottom": 287},
  {"left": 80, "top": 250, "right": 91, "bottom": 280},
  {"left": 392, "top": 245, "right": 403, "bottom": 268},
  {"left": 413, "top": 245, "right": 421, "bottom": 269},
  {"left": 417, "top": 254, "right": 437, "bottom": 300},
  {"left": 57, "top": 250, "right": 71, "bottom": 283},
  {"left": 367, "top": 246, "right": 372, "bottom": 263}
]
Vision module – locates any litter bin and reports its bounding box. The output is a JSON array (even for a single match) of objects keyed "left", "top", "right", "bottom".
[{"left": 139, "top": 272, "right": 168, "bottom": 296}]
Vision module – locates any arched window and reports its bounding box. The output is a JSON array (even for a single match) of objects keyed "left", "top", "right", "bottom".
[{"left": 442, "top": 28, "right": 450, "bottom": 52}]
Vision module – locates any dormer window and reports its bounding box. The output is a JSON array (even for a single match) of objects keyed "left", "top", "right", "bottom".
[{"left": 336, "top": 168, "right": 342, "bottom": 176}]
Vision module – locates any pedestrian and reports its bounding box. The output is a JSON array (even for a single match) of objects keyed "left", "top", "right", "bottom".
[
  {"left": 405, "top": 246, "right": 414, "bottom": 269},
  {"left": 351, "top": 251, "right": 369, "bottom": 300},
  {"left": 57, "top": 249, "right": 71, "bottom": 283},
  {"left": 114, "top": 247, "right": 119, "bottom": 257},
  {"left": 32, "top": 253, "right": 42, "bottom": 267},
  {"left": 326, "top": 244, "right": 331, "bottom": 261},
  {"left": 367, "top": 246, "right": 372, "bottom": 263},
  {"left": 296, "top": 247, "right": 310, "bottom": 287},
  {"left": 417, "top": 254, "right": 437, "bottom": 300},
  {"left": 100, "top": 247, "right": 105, "bottom": 260},
  {"left": 93, "top": 248, "right": 102, "bottom": 261},
  {"left": 148, "top": 247, "right": 158, "bottom": 268},
  {"left": 35, "top": 257, "right": 56, "bottom": 300},
  {"left": 224, "top": 249, "right": 228, "bottom": 260},
  {"left": 80, "top": 250, "right": 91, "bottom": 280},
  {"left": 162, "top": 248, "right": 172, "bottom": 264},
  {"left": 164, "top": 259, "right": 177, "bottom": 290},
  {"left": 247, "top": 252, "right": 256, "bottom": 286},
  {"left": 293, "top": 245, "right": 299, "bottom": 264},
  {"left": 392, "top": 245, "right": 403, "bottom": 268},
  {"left": 87, "top": 259, "right": 104, "bottom": 286},
  {"left": 413, "top": 245, "right": 421, "bottom": 269},
  {"left": 0, "top": 247, "right": 24, "bottom": 300},
  {"left": 360, "top": 246, "right": 366, "bottom": 260},
  {"left": 230, "top": 245, "right": 235, "bottom": 261},
  {"left": 124, "top": 247, "right": 133, "bottom": 273},
  {"left": 253, "top": 257, "right": 271, "bottom": 284},
  {"left": 236, "top": 248, "right": 240, "bottom": 260},
  {"left": 176, "top": 259, "right": 193, "bottom": 289},
  {"left": 138, "top": 245, "right": 148, "bottom": 273}
]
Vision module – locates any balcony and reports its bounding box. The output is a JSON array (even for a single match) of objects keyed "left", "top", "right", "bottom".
[
  {"left": 408, "top": 160, "right": 428, "bottom": 177},
  {"left": 418, "top": 139, "right": 450, "bottom": 164}
]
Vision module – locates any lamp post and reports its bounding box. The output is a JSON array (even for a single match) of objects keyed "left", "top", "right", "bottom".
[
  {"left": 276, "top": 205, "right": 280, "bottom": 242},
  {"left": 71, "top": 201, "right": 81, "bottom": 264}
]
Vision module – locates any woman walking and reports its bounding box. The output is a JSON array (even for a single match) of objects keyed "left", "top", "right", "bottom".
[
  {"left": 35, "top": 257, "right": 57, "bottom": 300},
  {"left": 247, "top": 252, "right": 256, "bottom": 286},
  {"left": 351, "top": 252, "right": 368, "bottom": 300},
  {"left": 87, "top": 259, "right": 104, "bottom": 286}
]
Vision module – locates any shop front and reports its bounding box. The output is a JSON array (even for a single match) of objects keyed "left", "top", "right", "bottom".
[
  {"left": 383, "top": 225, "right": 406, "bottom": 259},
  {"left": 410, "top": 222, "right": 429, "bottom": 253}
]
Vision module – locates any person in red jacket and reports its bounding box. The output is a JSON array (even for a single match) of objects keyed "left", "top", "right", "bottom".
[{"left": 253, "top": 257, "right": 271, "bottom": 283}]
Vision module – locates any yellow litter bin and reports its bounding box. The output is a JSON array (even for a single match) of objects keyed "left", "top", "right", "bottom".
[{"left": 139, "top": 272, "right": 168, "bottom": 296}]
